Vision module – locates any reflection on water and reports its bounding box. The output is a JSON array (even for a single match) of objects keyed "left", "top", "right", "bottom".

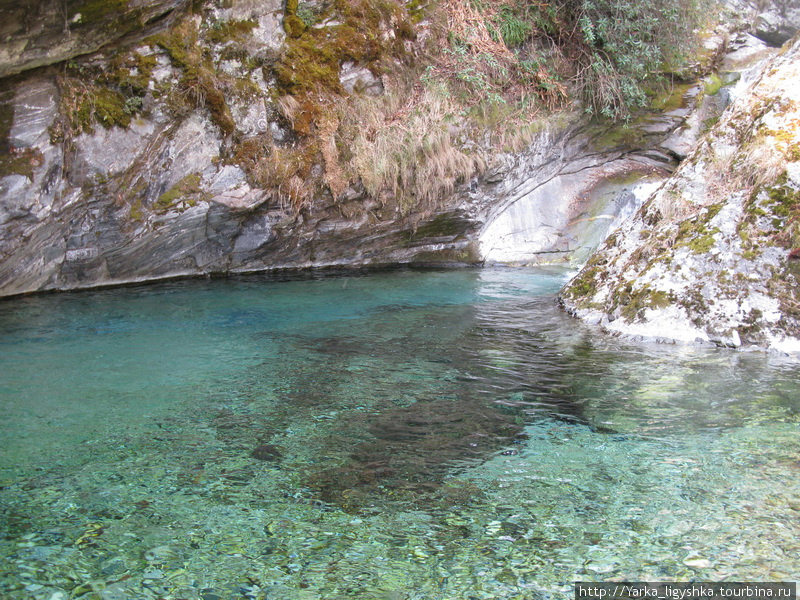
[{"left": 0, "top": 267, "right": 798, "bottom": 599}]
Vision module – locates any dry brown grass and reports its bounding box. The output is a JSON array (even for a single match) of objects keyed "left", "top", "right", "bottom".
[
  {"left": 342, "top": 84, "right": 484, "bottom": 215},
  {"left": 442, "top": 0, "right": 515, "bottom": 62},
  {"left": 277, "top": 95, "right": 301, "bottom": 129},
  {"left": 317, "top": 112, "right": 348, "bottom": 201},
  {"left": 234, "top": 134, "right": 313, "bottom": 212}
]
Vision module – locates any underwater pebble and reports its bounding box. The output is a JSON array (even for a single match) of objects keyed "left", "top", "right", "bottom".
[
  {"left": 142, "top": 568, "right": 164, "bottom": 579},
  {"left": 251, "top": 444, "right": 282, "bottom": 461},
  {"left": 683, "top": 556, "right": 712, "bottom": 569},
  {"left": 99, "top": 584, "right": 130, "bottom": 600},
  {"left": 585, "top": 560, "right": 617, "bottom": 573},
  {"left": 100, "top": 557, "right": 127, "bottom": 576},
  {"left": 144, "top": 545, "right": 178, "bottom": 562}
]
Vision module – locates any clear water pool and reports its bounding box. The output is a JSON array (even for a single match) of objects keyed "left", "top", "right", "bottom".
[{"left": 1, "top": 267, "right": 798, "bottom": 599}]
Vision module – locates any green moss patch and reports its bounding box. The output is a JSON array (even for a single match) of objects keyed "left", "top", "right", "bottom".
[
  {"left": 69, "top": 0, "right": 130, "bottom": 25},
  {"left": 273, "top": 0, "right": 413, "bottom": 96},
  {"left": 590, "top": 123, "right": 648, "bottom": 151},
  {"left": 154, "top": 173, "right": 207, "bottom": 213},
  {"left": 648, "top": 82, "right": 693, "bottom": 111},
  {"left": 107, "top": 51, "right": 157, "bottom": 98},
  {"left": 616, "top": 283, "right": 674, "bottom": 322},
  {"left": 274, "top": 24, "right": 383, "bottom": 95},
  {"left": 0, "top": 148, "right": 44, "bottom": 180},
  {"left": 763, "top": 177, "right": 800, "bottom": 249},
  {"left": 151, "top": 20, "right": 236, "bottom": 136},
  {"left": 703, "top": 73, "right": 723, "bottom": 96},
  {"left": 51, "top": 46, "right": 158, "bottom": 140},
  {"left": 206, "top": 18, "right": 258, "bottom": 44},
  {"left": 53, "top": 78, "right": 134, "bottom": 139},
  {"left": 673, "top": 203, "right": 723, "bottom": 254},
  {"left": 562, "top": 253, "right": 608, "bottom": 306}
]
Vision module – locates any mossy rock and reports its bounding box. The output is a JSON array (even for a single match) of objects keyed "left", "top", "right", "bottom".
[
  {"left": 563, "top": 255, "right": 607, "bottom": 305},
  {"left": 0, "top": 148, "right": 45, "bottom": 180},
  {"left": 283, "top": 15, "right": 307, "bottom": 38},
  {"left": 69, "top": 0, "right": 131, "bottom": 26},
  {"left": 703, "top": 74, "right": 723, "bottom": 97},
  {"left": 107, "top": 50, "right": 158, "bottom": 98},
  {"left": 617, "top": 284, "right": 673, "bottom": 322},
  {"left": 154, "top": 173, "right": 206, "bottom": 213},
  {"left": 206, "top": 18, "right": 258, "bottom": 44},
  {"left": 61, "top": 83, "right": 132, "bottom": 133},
  {"left": 648, "top": 82, "right": 693, "bottom": 111},
  {"left": 590, "top": 123, "right": 648, "bottom": 151},
  {"left": 93, "top": 87, "right": 132, "bottom": 129},
  {"left": 152, "top": 19, "right": 237, "bottom": 136}
]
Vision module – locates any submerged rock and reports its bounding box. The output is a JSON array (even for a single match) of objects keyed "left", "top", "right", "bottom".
[
  {"left": 560, "top": 34, "right": 800, "bottom": 354},
  {"left": 250, "top": 444, "right": 282, "bottom": 461}
]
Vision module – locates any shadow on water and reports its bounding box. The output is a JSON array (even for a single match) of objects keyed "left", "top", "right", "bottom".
[
  {"left": 305, "top": 395, "right": 527, "bottom": 512},
  {"left": 280, "top": 296, "right": 620, "bottom": 513}
]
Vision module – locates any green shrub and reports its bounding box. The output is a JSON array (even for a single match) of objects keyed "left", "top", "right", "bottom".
[
  {"left": 560, "top": 0, "right": 715, "bottom": 120},
  {"left": 439, "top": 0, "right": 717, "bottom": 121}
]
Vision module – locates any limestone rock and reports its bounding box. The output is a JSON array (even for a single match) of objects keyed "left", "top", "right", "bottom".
[
  {"left": 560, "top": 36, "right": 800, "bottom": 354},
  {"left": 753, "top": 0, "right": 800, "bottom": 46}
]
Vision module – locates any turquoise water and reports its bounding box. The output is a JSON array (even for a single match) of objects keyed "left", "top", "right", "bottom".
[{"left": 0, "top": 267, "right": 799, "bottom": 600}]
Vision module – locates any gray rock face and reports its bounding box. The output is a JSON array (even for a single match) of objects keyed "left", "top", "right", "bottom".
[
  {"left": 0, "top": 0, "right": 186, "bottom": 78},
  {"left": 475, "top": 119, "right": 669, "bottom": 267},
  {"left": 753, "top": 0, "right": 800, "bottom": 46},
  {"left": 560, "top": 36, "right": 800, "bottom": 354},
  {"left": 0, "top": 0, "right": 762, "bottom": 300},
  {"left": 339, "top": 62, "right": 384, "bottom": 96}
]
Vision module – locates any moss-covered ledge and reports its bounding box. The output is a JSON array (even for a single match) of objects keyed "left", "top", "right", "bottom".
[{"left": 0, "top": 0, "right": 186, "bottom": 79}]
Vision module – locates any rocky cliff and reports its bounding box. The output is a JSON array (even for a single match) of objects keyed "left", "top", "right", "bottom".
[
  {"left": 561, "top": 34, "right": 800, "bottom": 354},
  {"left": 0, "top": 0, "right": 715, "bottom": 296},
  {"left": 0, "top": 0, "right": 796, "bottom": 306},
  {"left": 0, "top": 0, "right": 187, "bottom": 78}
]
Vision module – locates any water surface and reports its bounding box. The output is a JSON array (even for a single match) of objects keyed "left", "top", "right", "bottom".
[{"left": 1, "top": 268, "right": 798, "bottom": 599}]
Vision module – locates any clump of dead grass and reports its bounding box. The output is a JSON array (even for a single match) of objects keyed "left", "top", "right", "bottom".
[{"left": 342, "top": 84, "right": 484, "bottom": 215}]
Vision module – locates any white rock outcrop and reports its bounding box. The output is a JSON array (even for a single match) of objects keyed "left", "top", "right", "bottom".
[{"left": 561, "top": 35, "right": 800, "bottom": 354}]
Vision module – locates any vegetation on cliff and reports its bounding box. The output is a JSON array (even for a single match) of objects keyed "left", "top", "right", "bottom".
[{"left": 35, "top": 0, "right": 717, "bottom": 225}]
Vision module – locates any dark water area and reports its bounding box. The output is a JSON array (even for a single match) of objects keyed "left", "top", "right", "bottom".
[{"left": 1, "top": 267, "right": 798, "bottom": 599}]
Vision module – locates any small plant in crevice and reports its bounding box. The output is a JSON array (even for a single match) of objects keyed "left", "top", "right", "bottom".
[
  {"left": 150, "top": 18, "right": 237, "bottom": 136},
  {"left": 49, "top": 48, "right": 157, "bottom": 141}
]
